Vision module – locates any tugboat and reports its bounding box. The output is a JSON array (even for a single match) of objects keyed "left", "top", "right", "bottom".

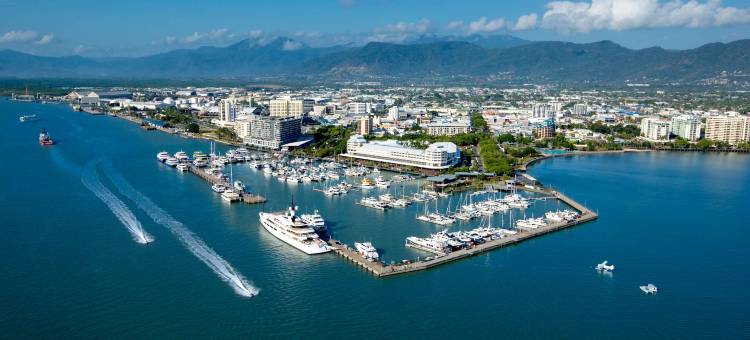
[{"left": 38, "top": 128, "right": 54, "bottom": 146}]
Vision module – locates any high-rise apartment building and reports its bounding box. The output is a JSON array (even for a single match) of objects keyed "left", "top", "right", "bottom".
[
  {"left": 269, "top": 98, "right": 304, "bottom": 117},
  {"left": 704, "top": 114, "right": 750, "bottom": 145}
]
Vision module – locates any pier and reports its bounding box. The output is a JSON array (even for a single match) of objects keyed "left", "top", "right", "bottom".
[
  {"left": 186, "top": 164, "right": 266, "bottom": 204},
  {"left": 328, "top": 188, "right": 597, "bottom": 277}
]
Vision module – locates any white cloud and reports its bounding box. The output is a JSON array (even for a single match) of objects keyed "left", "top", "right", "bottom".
[
  {"left": 511, "top": 14, "right": 539, "bottom": 31},
  {"left": 0, "top": 30, "right": 38, "bottom": 43},
  {"left": 282, "top": 40, "right": 303, "bottom": 51},
  {"left": 467, "top": 17, "right": 507, "bottom": 34},
  {"left": 33, "top": 34, "right": 54, "bottom": 45},
  {"left": 376, "top": 19, "right": 432, "bottom": 34},
  {"left": 73, "top": 44, "right": 87, "bottom": 54},
  {"left": 446, "top": 21, "right": 463, "bottom": 30},
  {"left": 541, "top": 0, "right": 750, "bottom": 33},
  {"left": 180, "top": 28, "right": 230, "bottom": 44}
]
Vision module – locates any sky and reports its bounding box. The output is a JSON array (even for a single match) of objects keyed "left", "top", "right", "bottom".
[{"left": 1, "top": 0, "right": 749, "bottom": 57}]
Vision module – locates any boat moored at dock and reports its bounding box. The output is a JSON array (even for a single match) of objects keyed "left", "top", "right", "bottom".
[{"left": 259, "top": 206, "right": 331, "bottom": 255}]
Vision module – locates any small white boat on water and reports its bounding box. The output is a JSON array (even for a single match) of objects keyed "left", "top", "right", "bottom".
[
  {"left": 176, "top": 163, "right": 189, "bottom": 172},
  {"left": 640, "top": 284, "right": 658, "bottom": 294},
  {"left": 595, "top": 260, "right": 615, "bottom": 272},
  {"left": 354, "top": 242, "right": 379, "bottom": 261},
  {"left": 211, "top": 183, "right": 227, "bottom": 193},
  {"left": 221, "top": 189, "right": 241, "bottom": 202},
  {"left": 156, "top": 151, "right": 170, "bottom": 162},
  {"left": 165, "top": 157, "right": 179, "bottom": 167}
]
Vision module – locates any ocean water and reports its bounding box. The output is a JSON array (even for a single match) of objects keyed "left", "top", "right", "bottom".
[{"left": 1, "top": 99, "right": 748, "bottom": 339}]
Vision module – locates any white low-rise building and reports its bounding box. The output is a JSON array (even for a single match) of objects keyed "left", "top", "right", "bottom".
[
  {"left": 342, "top": 135, "right": 460, "bottom": 170},
  {"left": 424, "top": 119, "right": 472, "bottom": 136}
]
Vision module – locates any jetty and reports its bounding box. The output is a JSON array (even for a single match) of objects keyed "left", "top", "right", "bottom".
[
  {"left": 328, "top": 188, "right": 597, "bottom": 277},
  {"left": 186, "top": 164, "right": 266, "bottom": 204}
]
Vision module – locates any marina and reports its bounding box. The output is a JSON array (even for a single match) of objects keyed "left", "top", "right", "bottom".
[{"left": 328, "top": 187, "right": 597, "bottom": 277}]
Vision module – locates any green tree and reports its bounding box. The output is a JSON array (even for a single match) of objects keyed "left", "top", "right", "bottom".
[
  {"left": 696, "top": 139, "right": 713, "bottom": 150},
  {"left": 186, "top": 122, "right": 200, "bottom": 133},
  {"left": 497, "top": 133, "right": 516, "bottom": 143}
]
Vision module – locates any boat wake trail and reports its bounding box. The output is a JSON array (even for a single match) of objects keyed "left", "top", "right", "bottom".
[
  {"left": 104, "top": 165, "right": 259, "bottom": 298},
  {"left": 81, "top": 161, "right": 154, "bottom": 245}
]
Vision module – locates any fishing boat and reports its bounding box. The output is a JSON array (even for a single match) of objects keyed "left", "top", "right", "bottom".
[{"left": 38, "top": 128, "right": 54, "bottom": 146}]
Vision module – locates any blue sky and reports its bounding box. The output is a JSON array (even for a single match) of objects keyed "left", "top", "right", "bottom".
[{"left": 1, "top": 0, "right": 749, "bottom": 57}]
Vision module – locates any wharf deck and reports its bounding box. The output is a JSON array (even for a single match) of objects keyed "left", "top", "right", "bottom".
[
  {"left": 329, "top": 188, "right": 597, "bottom": 277},
  {"left": 186, "top": 164, "right": 266, "bottom": 204}
]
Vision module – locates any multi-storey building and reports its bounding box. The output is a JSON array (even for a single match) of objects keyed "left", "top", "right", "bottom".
[
  {"left": 704, "top": 114, "right": 750, "bottom": 145},
  {"left": 245, "top": 115, "right": 302, "bottom": 149},
  {"left": 343, "top": 135, "right": 460, "bottom": 170},
  {"left": 424, "top": 119, "right": 472, "bottom": 136},
  {"left": 640, "top": 117, "right": 671, "bottom": 141},
  {"left": 670, "top": 115, "right": 701, "bottom": 141},
  {"left": 269, "top": 98, "right": 304, "bottom": 117}
]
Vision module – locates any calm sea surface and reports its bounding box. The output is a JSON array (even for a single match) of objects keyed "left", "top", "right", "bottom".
[{"left": 1, "top": 99, "right": 748, "bottom": 338}]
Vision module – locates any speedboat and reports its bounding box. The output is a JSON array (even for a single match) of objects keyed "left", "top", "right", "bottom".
[
  {"left": 156, "top": 151, "right": 170, "bottom": 162},
  {"left": 595, "top": 260, "right": 615, "bottom": 272},
  {"left": 176, "top": 163, "right": 189, "bottom": 172},
  {"left": 233, "top": 180, "right": 245, "bottom": 192},
  {"left": 211, "top": 184, "right": 227, "bottom": 193},
  {"left": 20, "top": 114, "right": 38, "bottom": 122},
  {"left": 640, "top": 284, "right": 658, "bottom": 294}
]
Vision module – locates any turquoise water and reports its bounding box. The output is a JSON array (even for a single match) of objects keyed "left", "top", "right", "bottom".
[{"left": 1, "top": 99, "right": 749, "bottom": 338}]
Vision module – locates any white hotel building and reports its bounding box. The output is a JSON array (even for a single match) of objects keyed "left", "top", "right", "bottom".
[{"left": 343, "top": 135, "right": 460, "bottom": 170}]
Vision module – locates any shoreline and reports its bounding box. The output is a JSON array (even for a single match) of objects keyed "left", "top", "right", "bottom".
[{"left": 519, "top": 149, "right": 651, "bottom": 171}]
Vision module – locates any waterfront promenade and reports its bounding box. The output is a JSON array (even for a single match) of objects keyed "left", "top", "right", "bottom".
[{"left": 329, "top": 188, "right": 597, "bottom": 277}]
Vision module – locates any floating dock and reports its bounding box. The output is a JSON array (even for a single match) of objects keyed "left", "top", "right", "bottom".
[
  {"left": 328, "top": 188, "right": 597, "bottom": 277},
  {"left": 186, "top": 164, "right": 266, "bottom": 204}
]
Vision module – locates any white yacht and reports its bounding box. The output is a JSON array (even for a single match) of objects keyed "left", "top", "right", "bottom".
[
  {"left": 640, "top": 284, "right": 658, "bottom": 294},
  {"left": 174, "top": 151, "right": 189, "bottom": 162},
  {"left": 176, "top": 163, "right": 189, "bottom": 172},
  {"left": 595, "top": 260, "right": 615, "bottom": 272},
  {"left": 156, "top": 151, "right": 170, "bottom": 162},
  {"left": 221, "top": 189, "right": 240, "bottom": 202},
  {"left": 259, "top": 206, "right": 332, "bottom": 255},
  {"left": 300, "top": 210, "right": 326, "bottom": 232},
  {"left": 164, "top": 157, "right": 179, "bottom": 167},
  {"left": 354, "top": 242, "right": 379, "bottom": 261},
  {"left": 405, "top": 236, "right": 449, "bottom": 255},
  {"left": 211, "top": 183, "right": 227, "bottom": 193}
]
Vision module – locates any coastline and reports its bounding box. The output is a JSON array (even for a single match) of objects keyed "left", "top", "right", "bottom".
[{"left": 519, "top": 149, "right": 652, "bottom": 171}]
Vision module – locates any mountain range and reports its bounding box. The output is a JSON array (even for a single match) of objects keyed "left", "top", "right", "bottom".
[{"left": 1, "top": 35, "right": 748, "bottom": 84}]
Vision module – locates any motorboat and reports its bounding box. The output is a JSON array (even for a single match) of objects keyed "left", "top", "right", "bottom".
[
  {"left": 640, "top": 284, "right": 658, "bottom": 294},
  {"left": 176, "top": 163, "right": 189, "bottom": 172},
  {"left": 300, "top": 210, "right": 326, "bottom": 232},
  {"left": 156, "top": 151, "right": 170, "bottom": 162},
  {"left": 595, "top": 260, "right": 615, "bottom": 272},
  {"left": 211, "top": 183, "right": 227, "bottom": 193},
  {"left": 164, "top": 157, "right": 179, "bottom": 167},
  {"left": 354, "top": 242, "right": 379, "bottom": 261},
  {"left": 221, "top": 189, "right": 240, "bottom": 202}
]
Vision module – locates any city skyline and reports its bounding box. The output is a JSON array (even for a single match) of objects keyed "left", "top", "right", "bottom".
[{"left": 1, "top": 0, "right": 750, "bottom": 57}]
